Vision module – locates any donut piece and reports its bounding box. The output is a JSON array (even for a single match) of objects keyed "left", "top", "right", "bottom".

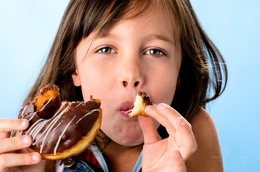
[
  {"left": 18, "top": 84, "right": 102, "bottom": 160},
  {"left": 129, "top": 91, "right": 152, "bottom": 117},
  {"left": 32, "top": 83, "right": 61, "bottom": 119}
]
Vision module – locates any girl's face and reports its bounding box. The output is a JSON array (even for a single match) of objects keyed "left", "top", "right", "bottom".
[{"left": 73, "top": 5, "right": 181, "bottom": 147}]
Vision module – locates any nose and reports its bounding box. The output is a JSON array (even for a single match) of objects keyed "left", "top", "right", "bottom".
[
  {"left": 117, "top": 57, "right": 144, "bottom": 89},
  {"left": 122, "top": 80, "right": 140, "bottom": 87}
]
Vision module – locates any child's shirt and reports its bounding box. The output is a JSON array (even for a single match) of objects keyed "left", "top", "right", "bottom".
[{"left": 56, "top": 144, "right": 142, "bottom": 172}]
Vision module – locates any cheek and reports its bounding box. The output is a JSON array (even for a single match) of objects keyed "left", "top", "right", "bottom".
[
  {"left": 156, "top": 81, "right": 176, "bottom": 105},
  {"left": 146, "top": 53, "right": 180, "bottom": 105},
  {"left": 77, "top": 63, "right": 111, "bottom": 101},
  {"left": 150, "top": 67, "right": 178, "bottom": 105}
]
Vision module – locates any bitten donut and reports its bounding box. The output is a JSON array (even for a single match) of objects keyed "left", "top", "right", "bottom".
[
  {"left": 129, "top": 91, "right": 152, "bottom": 117},
  {"left": 18, "top": 84, "right": 102, "bottom": 160}
]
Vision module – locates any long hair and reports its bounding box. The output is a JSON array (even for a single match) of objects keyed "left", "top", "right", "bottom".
[
  {"left": 169, "top": 0, "right": 227, "bottom": 120},
  {"left": 24, "top": 0, "right": 227, "bottom": 123}
]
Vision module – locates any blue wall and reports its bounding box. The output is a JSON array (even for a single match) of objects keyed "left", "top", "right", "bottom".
[
  {"left": 0, "top": 1, "right": 259, "bottom": 171},
  {"left": 191, "top": 0, "right": 260, "bottom": 171}
]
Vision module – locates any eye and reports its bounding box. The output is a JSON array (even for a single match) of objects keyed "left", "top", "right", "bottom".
[
  {"left": 144, "top": 48, "right": 165, "bottom": 56},
  {"left": 97, "top": 47, "right": 115, "bottom": 54}
]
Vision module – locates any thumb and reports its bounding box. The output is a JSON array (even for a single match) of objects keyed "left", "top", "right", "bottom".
[
  {"left": 138, "top": 115, "right": 161, "bottom": 144},
  {"left": 172, "top": 151, "right": 187, "bottom": 172}
]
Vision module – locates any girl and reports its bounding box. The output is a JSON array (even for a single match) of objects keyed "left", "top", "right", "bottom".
[{"left": 0, "top": 0, "right": 227, "bottom": 171}]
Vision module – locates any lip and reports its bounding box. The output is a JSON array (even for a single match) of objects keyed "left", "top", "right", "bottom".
[{"left": 118, "top": 101, "right": 134, "bottom": 118}]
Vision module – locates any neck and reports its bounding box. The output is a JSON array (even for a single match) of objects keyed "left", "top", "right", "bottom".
[{"left": 103, "top": 141, "right": 143, "bottom": 172}]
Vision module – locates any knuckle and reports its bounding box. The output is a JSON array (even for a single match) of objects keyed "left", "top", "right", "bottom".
[
  {"left": 184, "top": 141, "right": 197, "bottom": 157},
  {"left": 0, "top": 118, "right": 17, "bottom": 131},
  {"left": 189, "top": 144, "right": 197, "bottom": 154},
  {"left": 191, "top": 144, "right": 198, "bottom": 153},
  {"left": 11, "top": 137, "right": 21, "bottom": 148},
  {"left": 0, "top": 155, "right": 7, "bottom": 167},
  {"left": 0, "top": 119, "right": 6, "bottom": 129},
  {"left": 187, "top": 142, "right": 196, "bottom": 153},
  {"left": 21, "top": 154, "right": 30, "bottom": 165},
  {"left": 0, "top": 153, "right": 33, "bottom": 167}
]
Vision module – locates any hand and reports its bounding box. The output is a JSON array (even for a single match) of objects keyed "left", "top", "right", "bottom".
[
  {"left": 0, "top": 118, "right": 44, "bottom": 172},
  {"left": 138, "top": 103, "right": 197, "bottom": 172}
]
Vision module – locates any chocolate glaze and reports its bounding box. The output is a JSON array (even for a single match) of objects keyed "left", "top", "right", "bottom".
[
  {"left": 138, "top": 91, "right": 153, "bottom": 105},
  {"left": 19, "top": 102, "right": 40, "bottom": 124},
  {"left": 18, "top": 84, "right": 101, "bottom": 155},
  {"left": 19, "top": 100, "right": 101, "bottom": 154}
]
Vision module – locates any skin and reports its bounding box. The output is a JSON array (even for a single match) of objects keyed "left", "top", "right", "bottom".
[
  {"left": 0, "top": 119, "right": 43, "bottom": 172},
  {"left": 0, "top": 3, "right": 222, "bottom": 172},
  {"left": 186, "top": 109, "right": 223, "bottom": 172},
  {"left": 73, "top": 7, "right": 181, "bottom": 147},
  {"left": 72, "top": 5, "right": 195, "bottom": 172}
]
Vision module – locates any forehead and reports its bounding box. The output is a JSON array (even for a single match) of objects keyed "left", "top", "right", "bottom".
[
  {"left": 95, "top": 0, "right": 180, "bottom": 41},
  {"left": 106, "top": 10, "right": 174, "bottom": 44}
]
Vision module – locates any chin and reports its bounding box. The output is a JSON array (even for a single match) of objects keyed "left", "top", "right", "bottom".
[
  {"left": 106, "top": 130, "right": 144, "bottom": 147},
  {"left": 118, "top": 133, "right": 144, "bottom": 146},
  {"left": 118, "top": 139, "right": 144, "bottom": 147},
  {"left": 101, "top": 119, "right": 144, "bottom": 146}
]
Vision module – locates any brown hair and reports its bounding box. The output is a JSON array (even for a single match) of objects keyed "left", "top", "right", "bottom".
[
  {"left": 169, "top": 0, "right": 228, "bottom": 121},
  {"left": 24, "top": 0, "right": 227, "bottom": 123}
]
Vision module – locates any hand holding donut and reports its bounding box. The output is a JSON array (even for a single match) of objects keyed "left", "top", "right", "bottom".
[
  {"left": 0, "top": 118, "right": 44, "bottom": 172},
  {"left": 18, "top": 84, "right": 102, "bottom": 160},
  {"left": 0, "top": 83, "right": 102, "bottom": 171},
  {"left": 138, "top": 103, "right": 197, "bottom": 172}
]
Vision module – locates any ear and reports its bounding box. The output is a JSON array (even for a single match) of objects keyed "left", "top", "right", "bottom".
[{"left": 72, "top": 69, "right": 81, "bottom": 86}]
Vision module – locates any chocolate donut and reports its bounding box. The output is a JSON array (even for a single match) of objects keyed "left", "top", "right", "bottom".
[
  {"left": 129, "top": 91, "right": 153, "bottom": 117},
  {"left": 18, "top": 84, "right": 102, "bottom": 160}
]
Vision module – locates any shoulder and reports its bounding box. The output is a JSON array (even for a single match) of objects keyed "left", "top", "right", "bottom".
[
  {"left": 189, "top": 108, "right": 213, "bottom": 130},
  {"left": 186, "top": 108, "right": 223, "bottom": 172},
  {"left": 189, "top": 108, "right": 219, "bottom": 150}
]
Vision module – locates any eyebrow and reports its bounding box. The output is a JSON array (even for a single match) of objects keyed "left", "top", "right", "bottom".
[
  {"left": 96, "top": 32, "right": 175, "bottom": 45},
  {"left": 145, "top": 34, "right": 175, "bottom": 45}
]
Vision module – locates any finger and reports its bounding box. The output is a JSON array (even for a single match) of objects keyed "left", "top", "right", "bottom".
[
  {"left": 138, "top": 115, "right": 161, "bottom": 144},
  {"left": 175, "top": 117, "right": 197, "bottom": 160},
  {"left": 144, "top": 104, "right": 172, "bottom": 130},
  {"left": 172, "top": 151, "right": 187, "bottom": 172},
  {"left": 0, "top": 152, "right": 41, "bottom": 168},
  {"left": 145, "top": 103, "right": 182, "bottom": 136},
  {"left": 0, "top": 119, "right": 29, "bottom": 138},
  {"left": 145, "top": 103, "right": 196, "bottom": 160},
  {"left": 0, "top": 135, "right": 32, "bottom": 153}
]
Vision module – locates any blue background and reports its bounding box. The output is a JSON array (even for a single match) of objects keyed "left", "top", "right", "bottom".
[{"left": 0, "top": 1, "right": 259, "bottom": 171}]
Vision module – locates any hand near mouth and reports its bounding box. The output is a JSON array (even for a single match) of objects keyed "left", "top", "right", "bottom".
[{"left": 138, "top": 103, "right": 197, "bottom": 172}]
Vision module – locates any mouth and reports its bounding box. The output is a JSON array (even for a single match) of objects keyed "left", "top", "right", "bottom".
[{"left": 118, "top": 101, "right": 134, "bottom": 117}]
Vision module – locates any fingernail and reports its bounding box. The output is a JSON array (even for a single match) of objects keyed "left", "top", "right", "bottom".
[
  {"left": 32, "top": 153, "right": 40, "bottom": 162},
  {"left": 174, "top": 151, "right": 180, "bottom": 158},
  {"left": 22, "top": 136, "right": 30, "bottom": 145},
  {"left": 144, "top": 105, "right": 152, "bottom": 112},
  {"left": 179, "top": 117, "right": 186, "bottom": 126},
  {"left": 21, "top": 119, "right": 28, "bottom": 127},
  {"left": 157, "top": 103, "right": 169, "bottom": 111}
]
